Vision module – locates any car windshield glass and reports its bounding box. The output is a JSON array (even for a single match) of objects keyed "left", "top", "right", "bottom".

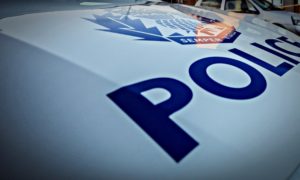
[
  {"left": 225, "top": 0, "right": 258, "bottom": 14},
  {"left": 251, "top": 0, "right": 282, "bottom": 10},
  {"left": 200, "top": 0, "right": 222, "bottom": 8},
  {"left": 0, "top": 0, "right": 168, "bottom": 19}
]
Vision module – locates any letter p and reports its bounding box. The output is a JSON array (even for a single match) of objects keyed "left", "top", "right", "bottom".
[{"left": 107, "top": 78, "right": 198, "bottom": 162}]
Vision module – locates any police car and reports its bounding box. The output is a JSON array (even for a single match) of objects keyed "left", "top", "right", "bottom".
[
  {"left": 0, "top": 0, "right": 299, "bottom": 179},
  {"left": 195, "top": 0, "right": 300, "bottom": 35}
]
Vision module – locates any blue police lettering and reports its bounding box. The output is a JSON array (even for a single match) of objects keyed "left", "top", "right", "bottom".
[
  {"left": 107, "top": 78, "right": 198, "bottom": 162},
  {"left": 229, "top": 36, "right": 299, "bottom": 76},
  {"left": 189, "top": 57, "right": 267, "bottom": 99},
  {"left": 251, "top": 43, "right": 299, "bottom": 65},
  {"left": 108, "top": 36, "right": 299, "bottom": 162},
  {"left": 266, "top": 38, "right": 300, "bottom": 57},
  {"left": 229, "top": 48, "right": 294, "bottom": 76},
  {"left": 278, "top": 36, "right": 300, "bottom": 48}
]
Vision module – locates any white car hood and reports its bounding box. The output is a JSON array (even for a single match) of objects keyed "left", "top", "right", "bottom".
[
  {"left": 0, "top": 3, "right": 299, "bottom": 180},
  {"left": 262, "top": 10, "right": 298, "bottom": 24}
]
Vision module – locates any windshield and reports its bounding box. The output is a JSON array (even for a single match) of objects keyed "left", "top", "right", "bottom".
[
  {"left": 224, "top": 0, "right": 259, "bottom": 14},
  {"left": 251, "top": 0, "right": 283, "bottom": 10},
  {"left": 0, "top": 0, "right": 168, "bottom": 19}
]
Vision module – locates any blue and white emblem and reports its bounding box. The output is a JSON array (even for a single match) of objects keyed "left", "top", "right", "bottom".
[{"left": 86, "top": 10, "right": 240, "bottom": 45}]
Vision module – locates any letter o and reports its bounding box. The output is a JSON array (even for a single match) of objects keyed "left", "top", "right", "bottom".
[{"left": 189, "top": 57, "right": 267, "bottom": 99}]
